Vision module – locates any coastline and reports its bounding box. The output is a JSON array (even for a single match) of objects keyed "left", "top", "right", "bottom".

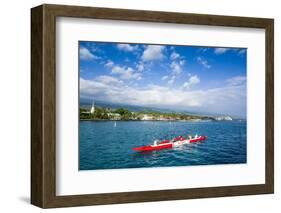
[
  {"left": 79, "top": 119, "right": 233, "bottom": 122},
  {"left": 80, "top": 106, "right": 239, "bottom": 122}
]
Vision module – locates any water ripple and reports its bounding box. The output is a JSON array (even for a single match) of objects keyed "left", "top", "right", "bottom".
[{"left": 79, "top": 121, "right": 246, "bottom": 170}]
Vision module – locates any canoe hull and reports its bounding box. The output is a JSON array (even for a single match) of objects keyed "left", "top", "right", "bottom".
[
  {"left": 133, "top": 143, "right": 173, "bottom": 152},
  {"left": 133, "top": 136, "right": 207, "bottom": 152},
  {"left": 189, "top": 136, "right": 207, "bottom": 143}
]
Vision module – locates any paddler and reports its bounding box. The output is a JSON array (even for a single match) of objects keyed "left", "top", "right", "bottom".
[{"left": 153, "top": 140, "right": 158, "bottom": 146}]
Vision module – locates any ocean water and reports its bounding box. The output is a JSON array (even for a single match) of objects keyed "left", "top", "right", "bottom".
[{"left": 79, "top": 120, "right": 246, "bottom": 170}]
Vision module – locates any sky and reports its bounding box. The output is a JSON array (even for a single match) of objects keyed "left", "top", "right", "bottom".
[{"left": 79, "top": 41, "right": 247, "bottom": 118}]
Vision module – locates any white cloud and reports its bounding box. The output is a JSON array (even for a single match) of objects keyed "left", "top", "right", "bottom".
[
  {"left": 141, "top": 45, "right": 165, "bottom": 61},
  {"left": 104, "top": 60, "right": 142, "bottom": 81},
  {"left": 168, "top": 76, "right": 176, "bottom": 85},
  {"left": 214, "top": 47, "right": 246, "bottom": 56},
  {"left": 164, "top": 58, "right": 186, "bottom": 85},
  {"left": 117, "top": 44, "right": 138, "bottom": 52},
  {"left": 79, "top": 47, "right": 99, "bottom": 60},
  {"left": 136, "top": 62, "right": 145, "bottom": 72},
  {"left": 111, "top": 65, "right": 141, "bottom": 80},
  {"left": 105, "top": 60, "right": 114, "bottom": 68},
  {"left": 183, "top": 75, "right": 200, "bottom": 89},
  {"left": 161, "top": 75, "right": 169, "bottom": 81},
  {"left": 170, "top": 51, "right": 180, "bottom": 60},
  {"left": 170, "top": 61, "right": 182, "bottom": 76},
  {"left": 197, "top": 57, "right": 211, "bottom": 69},
  {"left": 237, "top": 49, "right": 246, "bottom": 55},
  {"left": 80, "top": 77, "right": 246, "bottom": 116},
  {"left": 179, "top": 60, "right": 186, "bottom": 66},
  {"left": 214, "top": 48, "right": 230, "bottom": 55},
  {"left": 198, "top": 48, "right": 209, "bottom": 53},
  {"left": 96, "top": 75, "right": 123, "bottom": 85},
  {"left": 226, "top": 76, "right": 246, "bottom": 86}
]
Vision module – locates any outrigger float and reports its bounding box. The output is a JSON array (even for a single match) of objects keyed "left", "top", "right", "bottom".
[{"left": 133, "top": 135, "right": 207, "bottom": 152}]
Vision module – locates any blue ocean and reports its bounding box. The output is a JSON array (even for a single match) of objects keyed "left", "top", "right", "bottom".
[{"left": 79, "top": 120, "right": 246, "bottom": 170}]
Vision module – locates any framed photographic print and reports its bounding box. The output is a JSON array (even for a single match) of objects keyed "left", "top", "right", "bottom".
[{"left": 31, "top": 4, "right": 274, "bottom": 208}]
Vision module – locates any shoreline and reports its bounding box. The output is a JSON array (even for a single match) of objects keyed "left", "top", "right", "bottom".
[
  {"left": 80, "top": 119, "right": 208, "bottom": 121},
  {"left": 79, "top": 119, "right": 241, "bottom": 122}
]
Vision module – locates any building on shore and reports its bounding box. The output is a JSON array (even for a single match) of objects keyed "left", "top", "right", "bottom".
[
  {"left": 215, "top": 116, "right": 233, "bottom": 121},
  {"left": 141, "top": 114, "right": 154, "bottom": 120},
  {"left": 107, "top": 113, "right": 121, "bottom": 120}
]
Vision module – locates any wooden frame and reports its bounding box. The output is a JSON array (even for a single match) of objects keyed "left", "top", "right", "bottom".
[{"left": 31, "top": 4, "right": 274, "bottom": 208}]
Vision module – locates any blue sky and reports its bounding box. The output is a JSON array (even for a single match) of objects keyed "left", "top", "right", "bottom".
[{"left": 79, "top": 41, "right": 247, "bottom": 118}]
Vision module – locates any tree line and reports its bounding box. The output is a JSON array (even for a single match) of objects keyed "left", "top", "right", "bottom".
[{"left": 80, "top": 106, "right": 213, "bottom": 121}]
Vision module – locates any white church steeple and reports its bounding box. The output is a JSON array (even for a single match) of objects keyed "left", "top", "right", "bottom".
[{"left": 90, "top": 100, "right": 95, "bottom": 114}]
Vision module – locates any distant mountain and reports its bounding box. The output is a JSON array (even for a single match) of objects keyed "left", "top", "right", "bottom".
[{"left": 80, "top": 99, "right": 178, "bottom": 114}]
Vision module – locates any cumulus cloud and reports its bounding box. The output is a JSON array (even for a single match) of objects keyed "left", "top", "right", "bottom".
[
  {"left": 168, "top": 76, "right": 176, "bottom": 85},
  {"left": 80, "top": 76, "right": 246, "bottom": 116},
  {"left": 96, "top": 75, "right": 123, "bottom": 85},
  {"left": 161, "top": 75, "right": 169, "bottom": 81},
  {"left": 141, "top": 45, "right": 165, "bottom": 61},
  {"left": 105, "top": 60, "right": 114, "bottom": 68},
  {"left": 170, "top": 61, "right": 182, "bottom": 76},
  {"left": 111, "top": 65, "right": 142, "bottom": 80},
  {"left": 117, "top": 44, "right": 138, "bottom": 52},
  {"left": 197, "top": 48, "right": 209, "bottom": 53},
  {"left": 214, "top": 47, "right": 246, "bottom": 56},
  {"left": 197, "top": 57, "right": 211, "bottom": 69},
  {"left": 79, "top": 47, "right": 99, "bottom": 60},
  {"left": 136, "top": 62, "right": 145, "bottom": 72},
  {"left": 214, "top": 48, "right": 230, "bottom": 55},
  {"left": 237, "top": 49, "right": 246, "bottom": 55},
  {"left": 179, "top": 60, "right": 185, "bottom": 66},
  {"left": 170, "top": 51, "right": 180, "bottom": 60},
  {"left": 104, "top": 60, "right": 142, "bottom": 80},
  {"left": 226, "top": 76, "right": 246, "bottom": 86},
  {"left": 183, "top": 75, "right": 200, "bottom": 89},
  {"left": 164, "top": 55, "right": 186, "bottom": 85}
]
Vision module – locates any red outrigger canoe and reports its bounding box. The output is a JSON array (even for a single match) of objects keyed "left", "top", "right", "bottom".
[{"left": 133, "top": 135, "right": 207, "bottom": 152}]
